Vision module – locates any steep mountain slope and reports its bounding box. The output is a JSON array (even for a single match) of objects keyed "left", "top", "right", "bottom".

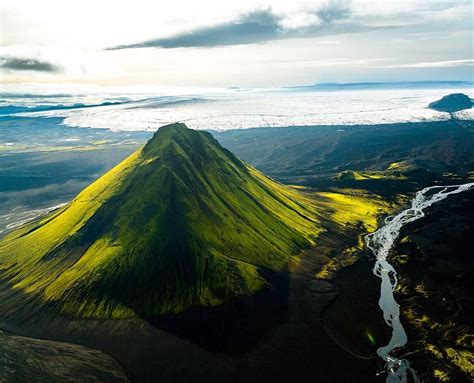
[{"left": 0, "top": 123, "right": 322, "bottom": 319}]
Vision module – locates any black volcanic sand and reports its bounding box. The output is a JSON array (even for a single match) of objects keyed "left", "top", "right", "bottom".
[{"left": 323, "top": 258, "right": 391, "bottom": 362}]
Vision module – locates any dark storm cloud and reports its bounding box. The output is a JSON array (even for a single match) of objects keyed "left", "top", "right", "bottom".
[
  {"left": 0, "top": 57, "right": 59, "bottom": 72},
  {"left": 107, "top": 4, "right": 384, "bottom": 50},
  {"left": 108, "top": 9, "right": 281, "bottom": 50}
]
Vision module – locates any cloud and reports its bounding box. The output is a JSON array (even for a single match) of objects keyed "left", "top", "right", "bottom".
[
  {"left": 0, "top": 56, "right": 60, "bottom": 72},
  {"left": 271, "top": 57, "right": 390, "bottom": 68},
  {"left": 107, "top": 3, "right": 388, "bottom": 50},
  {"left": 372, "top": 59, "right": 474, "bottom": 69},
  {"left": 110, "top": 9, "right": 281, "bottom": 49}
]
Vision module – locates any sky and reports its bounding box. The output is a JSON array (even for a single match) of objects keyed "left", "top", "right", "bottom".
[{"left": 0, "top": 0, "right": 473, "bottom": 88}]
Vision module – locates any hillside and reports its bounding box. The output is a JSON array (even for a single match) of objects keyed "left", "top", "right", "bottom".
[{"left": 0, "top": 123, "right": 323, "bottom": 319}]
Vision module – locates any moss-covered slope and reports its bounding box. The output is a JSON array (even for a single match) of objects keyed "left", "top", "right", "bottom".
[{"left": 0, "top": 123, "right": 322, "bottom": 318}]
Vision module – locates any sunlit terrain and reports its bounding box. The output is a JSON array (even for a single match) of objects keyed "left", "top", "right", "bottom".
[{"left": 1, "top": 0, "right": 473, "bottom": 381}]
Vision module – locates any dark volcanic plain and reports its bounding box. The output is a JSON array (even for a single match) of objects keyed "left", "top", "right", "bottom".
[{"left": 1, "top": 118, "right": 473, "bottom": 382}]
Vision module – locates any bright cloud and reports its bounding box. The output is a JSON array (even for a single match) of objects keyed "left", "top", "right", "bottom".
[{"left": 1, "top": 0, "right": 472, "bottom": 87}]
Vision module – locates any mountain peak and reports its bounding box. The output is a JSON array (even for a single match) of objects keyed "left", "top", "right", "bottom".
[
  {"left": 143, "top": 122, "right": 195, "bottom": 153},
  {"left": 148, "top": 122, "right": 190, "bottom": 142},
  {"left": 143, "top": 122, "right": 244, "bottom": 169}
]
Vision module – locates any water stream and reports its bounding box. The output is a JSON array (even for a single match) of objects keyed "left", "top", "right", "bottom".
[{"left": 365, "top": 182, "right": 474, "bottom": 383}]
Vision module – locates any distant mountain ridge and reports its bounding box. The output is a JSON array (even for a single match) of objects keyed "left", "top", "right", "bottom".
[
  {"left": 0, "top": 123, "right": 322, "bottom": 319},
  {"left": 287, "top": 81, "right": 473, "bottom": 91},
  {"left": 0, "top": 101, "right": 130, "bottom": 115}
]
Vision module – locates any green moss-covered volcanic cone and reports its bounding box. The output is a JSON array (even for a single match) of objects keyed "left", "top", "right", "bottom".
[{"left": 0, "top": 123, "right": 322, "bottom": 318}]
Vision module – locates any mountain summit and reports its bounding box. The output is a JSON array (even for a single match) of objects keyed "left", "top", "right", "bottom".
[{"left": 0, "top": 123, "right": 321, "bottom": 318}]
